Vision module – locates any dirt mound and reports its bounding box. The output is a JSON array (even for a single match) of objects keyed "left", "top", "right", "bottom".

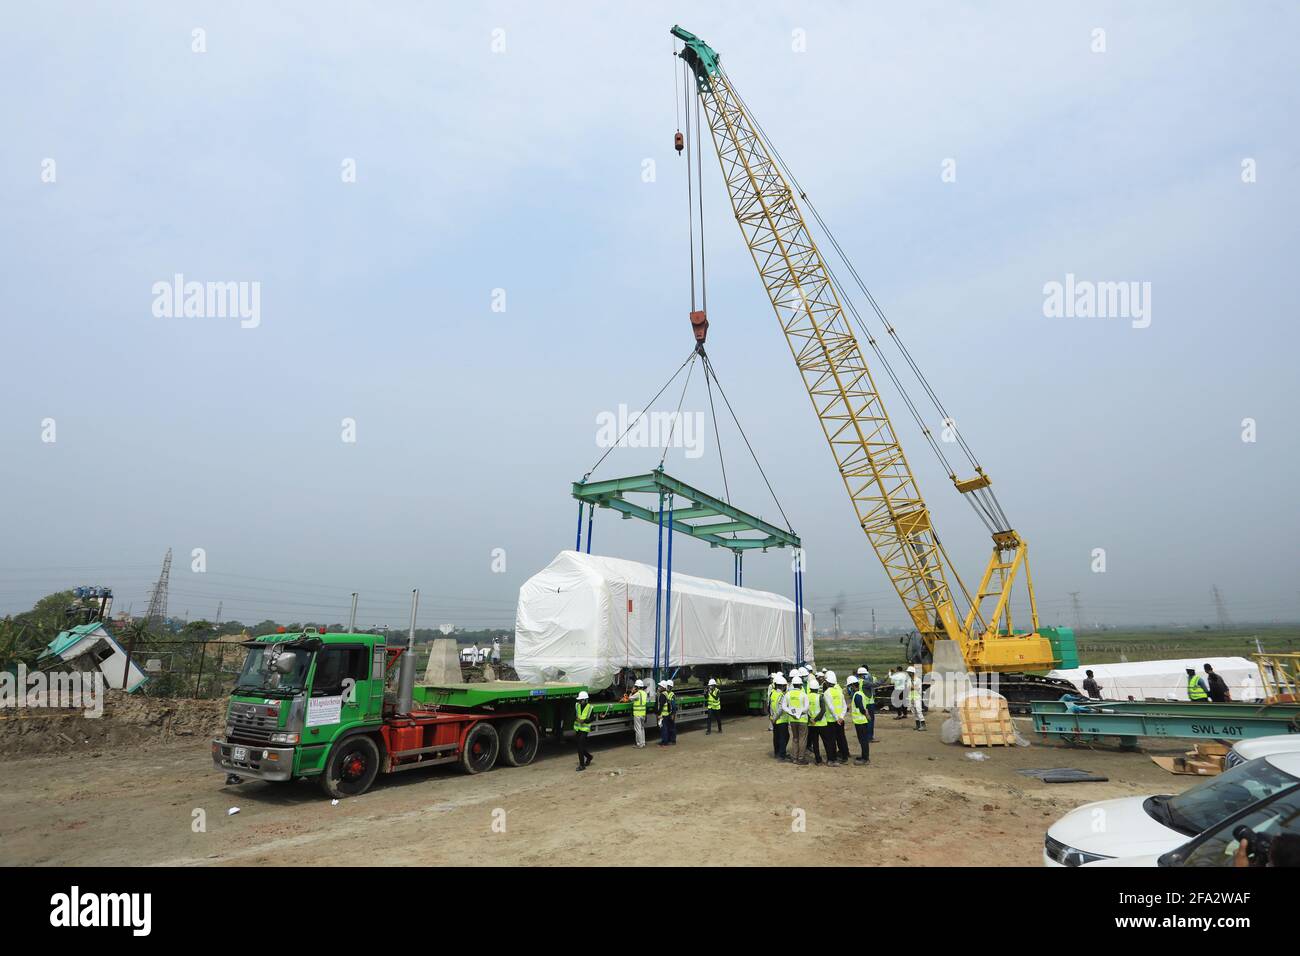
[{"left": 0, "top": 692, "right": 226, "bottom": 757}]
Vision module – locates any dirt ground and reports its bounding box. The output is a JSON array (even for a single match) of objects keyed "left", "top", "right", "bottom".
[{"left": 0, "top": 707, "right": 1202, "bottom": 866}]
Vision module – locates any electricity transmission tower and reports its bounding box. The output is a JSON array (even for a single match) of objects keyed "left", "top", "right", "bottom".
[
  {"left": 1212, "top": 586, "right": 1232, "bottom": 630},
  {"left": 1068, "top": 592, "right": 1085, "bottom": 631},
  {"left": 144, "top": 548, "right": 173, "bottom": 630}
]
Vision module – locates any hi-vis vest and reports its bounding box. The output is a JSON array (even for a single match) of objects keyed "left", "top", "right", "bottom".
[
  {"left": 907, "top": 677, "right": 922, "bottom": 702},
  {"left": 785, "top": 688, "right": 808, "bottom": 724},
  {"left": 1188, "top": 674, "right": 1209, "bottom": 701},
  {"left": 825, "top": 685, "right": 846, "bottom": 721},
  {"left": 809, "top": 690, "right": 829, "bottom": 727},
  {"left": 632, "top": 690, "right": 647, "bottom": 717},
  {"left": 851, "top": 690, "right": 871, "bottom": 724},
  {"left": 771, "top": 688, "right": 789, "bottom": 724},
  {"left": 574, "top": 702, "right": 593, "bottom": 733},
  {"left": 707, "top": 687, "right": 721, "bottom": 710},
  {"left": 660, "top": 691, "right": 675, "bottom": 717},
  {"left": 860, "top": 675, "right": 875, "bottom": 703}
]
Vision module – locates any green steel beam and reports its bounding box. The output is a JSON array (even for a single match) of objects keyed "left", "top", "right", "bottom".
[
  {"left": 1031, "top": 699, "right": 1300, "bottom": 744},
  {"left": 572, "top": 468, "right": 799, "bottom": 554}
]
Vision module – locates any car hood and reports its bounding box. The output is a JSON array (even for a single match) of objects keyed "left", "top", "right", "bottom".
[
  {"left": 1082, "top": 854, "right": 1162, "bottom": 868},
  {"left": 1048, "top": 796, "right": 1188, "bottom": 858}
]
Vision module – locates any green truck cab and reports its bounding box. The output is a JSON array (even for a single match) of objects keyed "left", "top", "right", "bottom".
[{"left": 212, "top": 630, "right": 388, "bottom": 794}]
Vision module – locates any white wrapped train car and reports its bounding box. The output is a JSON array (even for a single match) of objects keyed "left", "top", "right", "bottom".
[{"left": 514, "top": 551, "right": 812, "bottom": 691}]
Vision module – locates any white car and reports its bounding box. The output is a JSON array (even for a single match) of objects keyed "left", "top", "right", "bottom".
[
  {"left": 1043, "top": 751, "right": 1300, "bottom": 867},
  {"left": 1224, "top": 733, "right": 1300, "bottom": 770}
]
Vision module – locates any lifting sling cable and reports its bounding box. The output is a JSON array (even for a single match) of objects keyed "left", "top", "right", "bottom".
[
  {"left": 658, "top": 351, "right": 699, "bottom": 469},
  {"left": 723, "top": 73, "right": 1012, "bottom": 535},
  {"left": 582, "top": 349, "right": 698, "bottom": 482}
]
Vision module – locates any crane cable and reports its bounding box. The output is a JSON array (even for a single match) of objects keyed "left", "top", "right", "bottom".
[
  {"left": 582, "top": 350, "right": 698, "bottom": 482},
  {"left": 723, "top": 72, "right": 1012, "bottom": 535}
]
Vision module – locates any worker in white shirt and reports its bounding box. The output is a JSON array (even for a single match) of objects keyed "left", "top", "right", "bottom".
[
  {"left": 891, "top": 665, "right": 909, "bottom": 719},
  {"left": 769, "top": 673, "right": 789, "bottom": 759},
  {"left": 629, "top": 678, "right": 648, "bottom": 748},
  {"left": 822, "top": 670, "right": 849, "bottom": 764},
  {"left": 491, "top": 638, "right": 501, "bottom": 664},
  {"left": 905, "top": 665, "right": 926, "bottom": 730}
]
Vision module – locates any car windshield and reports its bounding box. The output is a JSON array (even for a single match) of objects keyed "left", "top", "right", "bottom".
[
  {"left": 1164, "top": 785, "right": 1300, "bottom": 867},
  {"left": 234, "top": 644, "right": 313, "bottom": 697},
  {"left": 1156, "top": 757, "right": 1300, "bottom": 835}
]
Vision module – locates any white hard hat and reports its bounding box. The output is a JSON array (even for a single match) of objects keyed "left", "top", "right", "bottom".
[
  {"left": 791, "top": 675, "right": 803, "bottom": 686},
  {"left": 665, "top": 679, "right": 674, "bottom": 687},
  {"left": 856, "top": 666, "right": 868, "bottom": 675},
  {"left": 789, "top": 669, "right": 800, "bottom": 679},
  {"left": 577, "top": 691, "right": 589, "bottom": 700},
  {"left": 708, "top": 678, "right": 717, "bottom": 686},
  {"left": 770, "top": 672, "right": 781, "bottom": 679},
  {"left": 634, "top": 679, "right": 645, "bottom": 688},
  {"left": 798, "top": 667, "right": 809, "bottom": 677},
  {"left": 824, "top": 670, "right": 837, "bottom": 684},
  {"left": 657, "top": 680, "right": 667, "bottom": 687},
  {"left": 774, "top": 674, "right": 787, "bottom": 685},
  {"left": 807, "top": 676, "right": 821, "bottom": 690},
  {"left": 846, "top": 675, "right": 859, "bottom": 685},
  {"left": 906, "top": 666, "right": 916, "bottom": 674}
]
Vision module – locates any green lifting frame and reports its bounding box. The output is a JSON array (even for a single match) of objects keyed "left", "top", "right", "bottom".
[{"left": 572, "top": 468, "right": 800, "bottom": 554}]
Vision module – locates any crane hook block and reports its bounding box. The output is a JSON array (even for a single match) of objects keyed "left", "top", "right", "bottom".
[
  {"left": 690, "top": 309, "right": 708, "bottom": 344},
  {"left": 674, "top": 130, "right": 684, "bottom": 154}
]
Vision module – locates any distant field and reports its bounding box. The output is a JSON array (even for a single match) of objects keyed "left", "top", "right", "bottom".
[{"left": 812, "top": 625, "right": 1300, "bottom": 675}]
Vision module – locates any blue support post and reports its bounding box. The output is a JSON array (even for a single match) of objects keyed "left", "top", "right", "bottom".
[
  {"left": 665, "top": 498, "right": 675, "bottom": 674},
  {"left": 654, "top": 493, "right": 665, "bottom": 683},
  {"left": 574, "top": 500, "right": 584, "bottom": 551},
  {"left": 585, "top": 503, "right": 595, "bottom": 554},
  {"left": 794, "top": 550, "right": 804, "bottom": 664}
]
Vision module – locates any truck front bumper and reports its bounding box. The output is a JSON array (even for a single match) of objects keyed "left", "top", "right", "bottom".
[{"left": 212, "top": 738, "right": 295, "bottom": 782}]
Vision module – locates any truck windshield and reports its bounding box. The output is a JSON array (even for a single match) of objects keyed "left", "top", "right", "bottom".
[
  {"left": 1156, "top": 757, "right": 1300, "bottom": 835},
  {"left": 234, "top": 645, "right": 313, "bottom": 697}
]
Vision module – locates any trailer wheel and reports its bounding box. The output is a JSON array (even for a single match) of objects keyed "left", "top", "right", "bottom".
[
  {"left": 460, "top": 722, "right": 499, "bottom": 774},
  {"left": 498, "top": 718, "right": 540, "bottom": 767},
  {"left": 319, "top": 735, "right": 381, "bottom": 798}
]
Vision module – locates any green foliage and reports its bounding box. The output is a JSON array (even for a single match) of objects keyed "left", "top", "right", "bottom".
[{"left": 0, "top": 590, "right": 76, "bottom": 668}]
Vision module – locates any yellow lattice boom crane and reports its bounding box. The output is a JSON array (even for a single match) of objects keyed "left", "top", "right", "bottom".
[{"left": 671, "top": 25, "right": 1061, "bottom": 678}]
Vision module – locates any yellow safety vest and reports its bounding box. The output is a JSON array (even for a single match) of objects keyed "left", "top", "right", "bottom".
[
  {"left": 809, "top": 690, "right": 829, "bottom": 727},
  {"left": 1188, "top": 675, "right": 1209, "bottom": 701},
  {"left": 632, "top": 690, "right": 647, "bottom": 717},
  {"left": 785, "top": 688, "right": 808, "bottom": 724},
  {"left": 659, "top": 691, "right": 674, "bottom": 716},
  {"left": 707, "top": 687, "right": 721, "bottom": 710},
  {"left": 825, "top": 685, "right": 846, "bottom": 721},
  {"left": 851, "top": 690, "right": 871, "bottom": 725},
  {"left": 770, "top": 688, "right": 789, "bottom": 724},
  {"left": 574, "top": 702, "right": 593, "bottom": 733}
]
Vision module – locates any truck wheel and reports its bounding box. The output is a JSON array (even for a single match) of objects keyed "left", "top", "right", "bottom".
[
  {"left": 460, "top": 722, "right": 499, "bottom": 774},
  {"left": 498, "top": 718, "right": 539, "bottom": 767},
  {"left": 319, "top": 735, "right": 381, "bottom": 798}
]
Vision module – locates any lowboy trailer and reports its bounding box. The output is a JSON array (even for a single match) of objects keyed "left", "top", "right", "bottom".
[{"left": 212, "top": 629, "right": 761, "bottom": 797}]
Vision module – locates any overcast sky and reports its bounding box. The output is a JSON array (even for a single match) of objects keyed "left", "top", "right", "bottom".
[{"left": 2, "top": 2, "right": 1297, "bottom": 632}]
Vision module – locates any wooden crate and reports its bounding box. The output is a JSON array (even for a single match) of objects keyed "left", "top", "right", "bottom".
[{"left": 959, "top": 694, "right": 1017, "bottom": 747}]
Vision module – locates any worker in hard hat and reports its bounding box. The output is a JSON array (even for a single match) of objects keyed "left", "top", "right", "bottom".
[
  {"left": 574, "top": 691, "right": 594, "bottom": 771},
  {"left": 847, "top": 675, "right": 871, "bottom": 764},
  {"left": 857, "top": 666, "right": 880, "bottom": 742},
  {"left": 891, "top": 664, "right": 909, "bottom": 719},
  {"left": 806, "top": 675, "right": 828, "bottom": 766},
  {"left": 905, "top": 665, "right": 926, "bottom": 730},
  {"left": 630, "top": 678, "right": 648, "bottom": 748},
  {"left": 662, "top": 679, "right": 678, "bottom": 745},
  {"left": 822, "top": 670, "right": 849, "bottom": 764},
  {"left": 656, "top": 680, "right": 672, "bottom": 746},
  {"left": 770, "top": 673, "right": 790, "bottom": 759},
  {"left": 706, "top": 678, "right": 723, "bottom": 735},
  {"left": 783, "top": 674, "right": 809, "bottom": 764}
]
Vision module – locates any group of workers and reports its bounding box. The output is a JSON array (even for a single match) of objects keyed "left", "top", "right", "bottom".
[
  {"left": 571, "top": 662, "right": 928, "bottom": 771},
  {"left": 571, "top": 675, "right": 726, "bottom": 771}
]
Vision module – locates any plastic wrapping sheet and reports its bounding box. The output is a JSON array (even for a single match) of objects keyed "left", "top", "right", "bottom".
[
  {"left": 1048, "top": 656, "right": 1259, "bottom": 702},
  {"left": 514, "top": 551, "right": 812, "bottom": 690}
]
